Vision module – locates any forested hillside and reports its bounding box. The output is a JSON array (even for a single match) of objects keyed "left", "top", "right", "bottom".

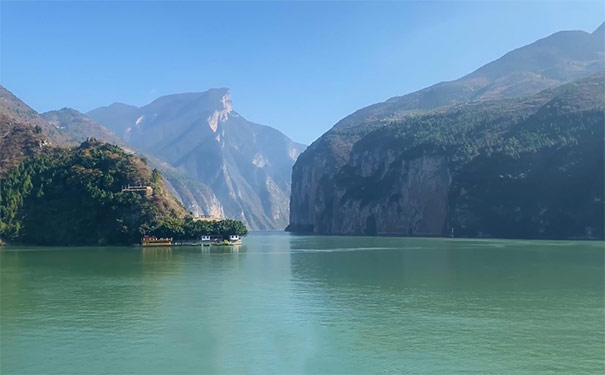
[
  {"left": 0, "top": 139, "right": 247, "bottom": 245},
  {"left": 289, "top": 24, "right": 605, "bottom": 239},
  {"left": 290, "top": 74, "right": 604, "bottom": 239}
]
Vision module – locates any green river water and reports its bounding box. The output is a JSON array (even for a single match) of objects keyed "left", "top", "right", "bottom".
[{"left": 1, "top": 233, "right": 603, "bottom": 374}]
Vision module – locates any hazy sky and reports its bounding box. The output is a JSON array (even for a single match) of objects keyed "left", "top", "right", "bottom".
[{"left": 1, "top": 1, "right": 603, "bottom": 144}]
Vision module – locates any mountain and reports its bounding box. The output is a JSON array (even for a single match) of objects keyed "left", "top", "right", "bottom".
[
  {"left": 0, "top": 138, "right": 247, "bottom": 245},
  {"left": 0, "top": 86, "right": 72, "bottom": 146},
  {"left": 88, "top": 89, "right": 306, "bottom": 229},
  {"left": 292, "top": 74, "right": 604, "bottom": 239},
  {"left": 0, "top": 86, "right": 73, "bottom": 176},
  {"left": 334, "top": 23, "right": 605, "bottom": 131},
  {"left": 87, "top": 102, "right": 139, "bottom": 137},
  {"left": 0, "top": 139, "right": 190, "bottom": 245},
  {"left": 40, "top": 107, "right": 224, "bottom": 219},
  {"left": 0, "top": 89, "right": 246, "bottom": 245},
  {"left": 42, "top": 107, "right": 128, "bottom": 147},
  {"left": 0, "top": 111, "right": 47, "bottom": 176},
  {"left": 0, "top": 85, "right": 74, "bottom": 175},
  {"left": 289, "top": 24, "right": 605, "bottom": 239}
]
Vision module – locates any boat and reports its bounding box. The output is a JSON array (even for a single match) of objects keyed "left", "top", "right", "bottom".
[
  {"left": 227, "top": 235, "right": 242, "bottom": 245},
  {"left": 141, "top": 235, "right": 173, "bottom": 247},
  {"left": 138, "top": 235, "right": 241, "bottom": 247},
  {"left": 213, "top": 240, "right": 236, "bottom": 246},
  {"left": 210, "top": 235, "right": 242, "bottom": 246}
]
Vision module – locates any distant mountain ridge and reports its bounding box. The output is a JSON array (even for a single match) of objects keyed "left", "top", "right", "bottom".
[
  {"left": 289, "top": 23, "right": 605, "bottom": 238},
  {"left": 42, "top": 108, "right": 127, "bottom": 147},
  {"left": 334, "top": 22, "right": 605, "bottom": 130},
  {"left": 88, "top": 89, "right": 306, "bottom": 229}
]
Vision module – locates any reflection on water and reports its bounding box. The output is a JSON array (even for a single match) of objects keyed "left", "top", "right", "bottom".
[
  {"left": 142, "top": 246, "right": 173, "bottom": 259},
  {"left": 1, "top": 234, "right": 603, "bottom": 374}
]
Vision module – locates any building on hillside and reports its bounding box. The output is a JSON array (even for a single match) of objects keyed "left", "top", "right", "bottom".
[
  {"left": 194, "top": 214, "right": 222, "bottom": 221},
  {"left": 121, "top": 185, "right": 153, "bottom": 196}
]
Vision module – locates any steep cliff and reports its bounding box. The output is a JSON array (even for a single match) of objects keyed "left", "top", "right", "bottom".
[
  {"left": 289, "top": 24, "right": 605, "bottom": 238},
  {"left": 89, "top": 89, "right": 305, "bottom": 229},
  {"left": 290, "top": 74, "right": 604, "bottom": 239}
]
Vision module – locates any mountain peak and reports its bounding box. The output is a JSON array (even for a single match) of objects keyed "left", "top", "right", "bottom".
[
  {"left": 87, "top": 86, "right": 305, "bottom": 230},
  {"left": 208, "top": 87, "right": 230, "bottom": 95},
  {"left": 44, "top": 107, "right": 88, "bottom": 119},
  {"left": 107, "top": 102, "right": 138, "bottom": 110}
]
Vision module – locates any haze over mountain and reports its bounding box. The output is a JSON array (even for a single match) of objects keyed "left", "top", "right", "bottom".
[
  {"left": 41, "top": 108, "right": 127, "bottom": 147},
  {"left": 0, "top": 88, "right": 237, "bottom": 245},
  {"left": 88, "top": 90, "right": 306, "bottom": 229},
  {"left": 39, "top": 107, "right": 224, "bottom": 219},
  {"left": 334, "top": 23, "right": 605, "bottom": 130},
  {"left": 289, "top": 23, "right": 605, "bottom": 239}
]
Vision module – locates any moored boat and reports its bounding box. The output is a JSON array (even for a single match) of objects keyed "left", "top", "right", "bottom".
[
  {"left": 210, "top": 235, "right": 242, "bottom": 246},
  {"left": 141, "top": 235, "right": 173, "bottom": 247},
  {"left": 227, "top": 235, "right": 242, "bottom": 245}
]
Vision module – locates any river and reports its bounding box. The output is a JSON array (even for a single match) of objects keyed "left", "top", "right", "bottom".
[{"left": 1, "top": 233, "right": 603, "bottom": 374}]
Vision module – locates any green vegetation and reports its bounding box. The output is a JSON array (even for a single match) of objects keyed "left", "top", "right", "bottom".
[
  {"left": 0, "top": 139, "right": 248, "bottom": 245},
  {"left": 0, "top": 114, "right": 47, "bottom": 176},
  {"left": 150, "top": 217, "right": 248, "bottom": 239},
  {"left": 330, "top": 74, "right": 604, "bottom": 239}
]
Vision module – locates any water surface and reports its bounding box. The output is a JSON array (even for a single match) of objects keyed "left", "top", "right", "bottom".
[{"left": 1, "top": 233, "right": 603, "bottom": 374}]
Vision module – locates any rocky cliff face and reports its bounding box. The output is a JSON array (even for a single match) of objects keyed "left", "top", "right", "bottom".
[
  {"left": 289, "top": 25, "right": 605, "bottom": 238},
  {"left": 335, "top": 154, "right": 451, "bottom": 235},
  {"left": 89, "top": 89, "right": 305, "bottom": 229},
  {"left": 290, "top": 73, "right": 605, "bottom": 239},
  {"left": 291, "top": 144, "right": 451, "bottom": 235}
]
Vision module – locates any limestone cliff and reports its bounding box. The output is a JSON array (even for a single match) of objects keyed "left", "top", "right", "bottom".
[
  {"left": 289, "top": 74, "right": 605, "bottom": 239},
  {"left": 289, "top": 25, "right": 605, "bottom": 238}
]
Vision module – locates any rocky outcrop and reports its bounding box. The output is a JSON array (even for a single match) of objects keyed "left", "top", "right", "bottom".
[{"left": 333, "top": 154, "right": 451, "bottom": 235}]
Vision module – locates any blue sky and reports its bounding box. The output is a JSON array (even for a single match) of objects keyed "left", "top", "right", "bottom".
[{"left": 1, "top": 1, "right": 603, "bottom": 144}]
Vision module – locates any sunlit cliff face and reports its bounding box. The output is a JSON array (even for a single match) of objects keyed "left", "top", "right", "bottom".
[{"left": 207, "top": 91, "right": 233, "bottom": 134}]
